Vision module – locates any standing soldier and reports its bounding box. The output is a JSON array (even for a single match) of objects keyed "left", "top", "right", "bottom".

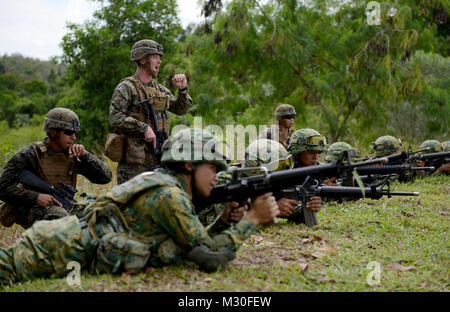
[
  {"left": 259, "top": 104, "right": 296, "bottom": 149},
  {"left": 108, "top": 39, "right": 193, "bottom": 184},
  {"left": 0, "top": 108, "right": 112, "bottom": 229}
]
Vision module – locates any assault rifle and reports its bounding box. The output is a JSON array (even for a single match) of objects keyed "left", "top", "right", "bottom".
[
  {"left": 410, "top": 151, "right": 450, "bottom": 173},
  {"left": 383, "top": 146, "right": 431, "bottom": 165},
  {"left": 139, "top": 98, "right": 169, "bottom": 159},
  {"left": 195, "top": 153, "right": 419, "bottom": 226},
  {"left": 18, "top": 169, "right": 78, "bottom": 212},
  {"left": 278, "top": 176, "right": 419, "bottom": 226},
  {"left": 196, "top": 152, "right": 389, "bottom": 209}
]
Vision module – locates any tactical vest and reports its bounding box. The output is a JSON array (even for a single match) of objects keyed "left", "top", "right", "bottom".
[
  {"left": 33, "top": 141, "right": 77, "bottom": 188},
  {"left": 125, "top": 75, "right": 171, "bottom": 132},
  {"left": 84, "top": 170, "right": 181, "bottom": 242},
  {"left": 122, "top": 75, "right": 171, "bottom": 165}
]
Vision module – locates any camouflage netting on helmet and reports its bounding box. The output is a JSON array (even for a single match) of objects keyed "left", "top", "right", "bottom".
[
  {"left": 42, "top": 108, "right": 80, "bottom": 133},
  {"left": 287, "top": 128, "right": 327, "bottom": 154},
  {"left": 161, "top": 128, "right": 229, "bottom": 171},
  {"left": 275, "top": 104, "right": 296, "bottom": 121},
  {"left": 420, "top": 140, "right": 444, "bottom": 154},
  {"left": 372, "top": 135, "right": 402, "bottom": 157},
  {"left": 325, "top": 142, "right": 358, "bottom": 163},
  {"left": 130, "top": 39, "right": 163, "bottom": 61},
  {"left": 245, "top": 138, "right": 289, "bottom": 167}
]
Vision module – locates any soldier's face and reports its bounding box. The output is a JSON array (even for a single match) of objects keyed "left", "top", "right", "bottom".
[
  {"left": 297, "top": 151, "right": 320, "bottom": 167},
  {"left": 194, "top": 163, "right": 219, "bottom": 197},
  {"left": 280, "top": 116, "right": 294, "bottom": 128},
  {"left": 57, "top": 129, "right": 76, "bottom": 151},
  {"left": 143, "top": 54, "right": 161, "bottom": 77}
]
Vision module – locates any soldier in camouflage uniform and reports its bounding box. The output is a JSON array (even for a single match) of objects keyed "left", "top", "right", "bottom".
[
  {"left": 324, "top": 142, "right": 361, "bottom": 186},
  {"left": 417, "top": 140, "right": 449, "bottom": 175},
  {"left": 109, "top": 39, "right": 193, "bottom": 184},
  {"left": 259, "top": 104, "right": 296, "bottom": 149},
  {"left": 0, "top": 128, "right": 278, "bottom": 285},
  {"left": 0, "top": 108, "right": 112, "bottom": 229},
  {"left": 284, "top": 130, "right": 324, "bottom": 223},
  {"left": 443, "top": 141, "right": 450, "bottom": 152},
  {"left": 247, "top": 138, "right": 322, "bottom": 221},
  {"left": 371, "top": 135, "right": 402, "bottom": 158}
]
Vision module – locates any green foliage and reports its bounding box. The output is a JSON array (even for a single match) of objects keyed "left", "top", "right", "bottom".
[{"left": 59, "top": 0, "right": 183, "bottom": 150}]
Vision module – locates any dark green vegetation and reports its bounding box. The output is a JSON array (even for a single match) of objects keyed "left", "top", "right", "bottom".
[
  {"left": 0, "top": 0, "right": 448, "bottom": 152},
  {"left": 1, "top": 175, "right": 448, "bottom": 291}
]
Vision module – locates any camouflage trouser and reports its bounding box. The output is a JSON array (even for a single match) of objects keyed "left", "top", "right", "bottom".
[
  {"left": 0, "top": 202, "right": 69, "bottom": 229},
  {"left": 0, "top": 216, "right": 92, "bottom": 285},
  {"left": 116, "top": 161, "right": 160, "bottom": 184},
  {"left": 18, "top": 205, "right": 69, "bottom": 229}
]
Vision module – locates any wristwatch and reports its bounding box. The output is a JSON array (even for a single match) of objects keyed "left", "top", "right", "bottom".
[{"left": 179, "top": 86, "right": 188, "bottom": 93}]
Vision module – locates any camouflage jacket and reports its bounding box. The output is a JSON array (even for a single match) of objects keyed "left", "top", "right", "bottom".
[
  {"left": 259, "top": 125, "right": 293, "bottom": 150},
  {"left": 0, "top": 138, "right": 112, "bottom": 207},
  {"left": 91, "top": 169, "right": 256, "bottom": 267},
  {"left": 109, "top": 73, "right": 192, "bottom": 138}
]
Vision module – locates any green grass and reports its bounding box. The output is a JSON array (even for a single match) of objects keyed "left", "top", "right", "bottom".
[{"left": 1, "top": 175, "right": 448, "bottom": 292}]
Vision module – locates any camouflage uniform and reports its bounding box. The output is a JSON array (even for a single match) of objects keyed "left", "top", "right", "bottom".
[
  {"left": 259, "top": 104, "right": 296, "bottom": 149},
  {"left": 109, "top": 39, "right": 193, "bottom": 184},
  {"left": 287, "top": 128, "right": 327, "bottom": 165},
  {"left": 442, "top": 141, "right": 450, "bottom": 152},
  {"left": 287, "top": 129, "right": 327, "bottom": 222},
  {"left": 0, "top": 128, "right": 256, "bottom": 285},
  {"left": 0, "top": 109, "right": 112, "bottom": 229},
  {"left": 419, "top": 140, "right": 444, "bottom": 154}
]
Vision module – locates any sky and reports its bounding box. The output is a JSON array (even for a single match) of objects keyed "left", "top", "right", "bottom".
[{"left": 0, "top": 0, "right": 204, "bottom": 61}]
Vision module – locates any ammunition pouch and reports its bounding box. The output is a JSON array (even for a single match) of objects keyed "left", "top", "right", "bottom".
[
  {"left": 125, "top": 136, "right": 146, "bottom": 166},
  {"left": 105, "top": 133, "right": 124, "bottom": 163},
  {"left": 93, "top": 232, "right": 151, "bottom": 275}
]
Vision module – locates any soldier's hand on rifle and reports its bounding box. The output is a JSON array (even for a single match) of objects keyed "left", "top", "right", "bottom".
[
  {"left": 68, "top": 144, "right": 86, "bottom": 158},
  {"left": 416, "top": 159, "right": 426, "bottom": 167},
  {"left": 323, "top": 177, "right": 337, "bottom": 186},
  {"left": 306, "top": 196, "right": 321, "bottom": 212},
  {"left": 37, "top": 194, "right": 62, "bottom": 207},
  {"left": 171, "top": 74, "right": 187, "bottom": 90},
  {"left": 276, "top": 198, "right": 297, "bottom": 217},
  {"left": 221, "top": 201, "right": 248, "bottom": 224},
  {"left": 436, "top": 163, "right": 450, "bottom": 174},
  {"left": 247, "top": 192, "right": 279, "bottom": 226},
  {"left": 144, "top": 126, "right": 157, "bottom": 149}
]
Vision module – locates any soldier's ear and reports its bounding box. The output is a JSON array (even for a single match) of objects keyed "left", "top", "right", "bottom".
[{"left": 183, "top": 162, "right": 194, "bottom": 172}]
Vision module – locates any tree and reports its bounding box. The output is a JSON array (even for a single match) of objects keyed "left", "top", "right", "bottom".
[{"left": 60, "top": 0, "right": 183, "bottom": 149}]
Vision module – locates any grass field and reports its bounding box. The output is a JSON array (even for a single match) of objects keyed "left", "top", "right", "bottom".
[{"left": 1, "top": 172, "right": 448, "bottom": 292}]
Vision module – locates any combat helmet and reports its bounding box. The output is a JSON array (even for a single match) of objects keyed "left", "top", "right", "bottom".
[
  {"left": 372, "top": 135, "right": 402, "bottom": 157},
  {"left": 442, "top": 141, "right": 450, "bottom": 152},
  {"left": 275, "top": 104, "right": 296, "bottom": 121},
  {"left": 325, "top": 142, "right": 360, "bottom": 163},
  {"left": 419, "top": 140, "right": 443, "bottom": 154},
  {"left": 161, "top": 128, "right": 229, "bottom": 171},
  {"left": 130, "top": 39, "right": 163, "bottom": 61},
  {"left": 287, "top": 128, "right": 328, "bottom": 155},
  {"left": 42, "top": 108, "right": 80, "bottom": 133},
  {"left": 245, "top": 138, "right": 293, "bottom": 172}
]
